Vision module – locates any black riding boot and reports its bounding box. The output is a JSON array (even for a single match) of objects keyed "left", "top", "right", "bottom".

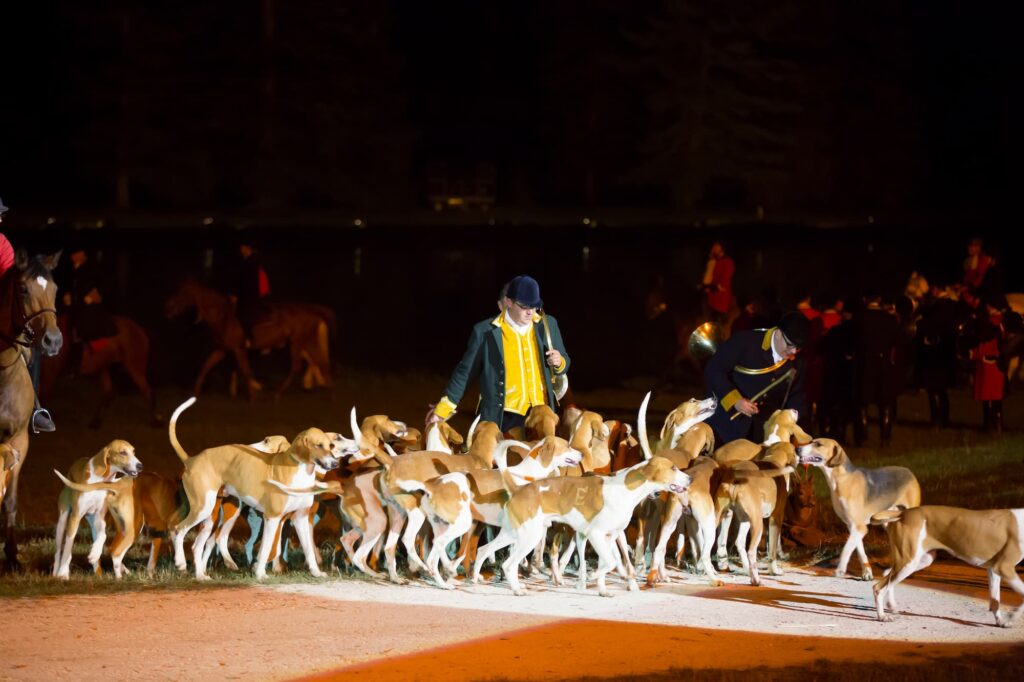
[
  {"left": 982, "top": 401, "right": 992, "bottom": 432},
  {"left": 992, "top": 401, "right": 1004, "bottom": 434},
  {"left": 927, "top": 391, "right": 941, "bottom": 428},
  {"left": 937, "top": 389, "right": 951, "bottom": 428},
  {"left": 854, "top": 407, "right": 869, "bottom": 446},
  {"left": 880, "top": 405, "right": 893, "bottom": 448}
]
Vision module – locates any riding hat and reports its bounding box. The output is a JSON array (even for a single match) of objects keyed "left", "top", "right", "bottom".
[
  {"left": 778, "top": 311, "right": 810, "bottom": 348},
  {"left": 505, "top": 275, "right": 543, "bottom": 309}
]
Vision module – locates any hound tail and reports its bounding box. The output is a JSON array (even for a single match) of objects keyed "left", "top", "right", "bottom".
[
  {"left": 495, "top": 441, "right": 530, "bottom": 496},
  {"left": 169, "top": 397, "right": 197, "bottom": 464},
  {"left": 637, "top": 391, "right": 655, "bottom": 461},
  {"left": 870, "top": 508, "right": 907, "bottom": 526},
  {"left": 266, "top": 479, "right": 343, "bottom": 497},
  {"left": 731, "top": 466, "right": 795, "bottom": 480},
  {"left": 53, "top": 469, "right": 122, "bottom": 493}
]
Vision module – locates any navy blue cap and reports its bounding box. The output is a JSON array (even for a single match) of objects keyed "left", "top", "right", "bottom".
[{"left": 506, "top": 275, "right": 543, "bottom": 309}]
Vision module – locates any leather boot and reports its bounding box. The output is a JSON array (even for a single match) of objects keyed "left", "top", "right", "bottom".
[
  {"left": 880, "top": 405, "right": 893, "bottom": 447},
  {"left": 927, "top": 392, "right": 941, "bottom": 428},
  {"left": 992, "top": 401, "right": 1003, "bottom": 434},
  {"left": 982, "top": 401, "right": 992, "bottom": 432},
  {"left": 937, "top": 390, "right": 951, "bottom": 428},
  {"left": 854, "top": 407, "right": 869, "bottom": 446}
]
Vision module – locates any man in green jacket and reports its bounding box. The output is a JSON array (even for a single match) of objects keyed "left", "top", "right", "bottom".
[{"left": 428, "top": 275, "right": 570, "bottom": 434}]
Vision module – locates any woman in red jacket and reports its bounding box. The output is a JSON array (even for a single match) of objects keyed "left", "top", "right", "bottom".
[{"left": 972, "top": 299, "right": 1006, "bottom": 432}]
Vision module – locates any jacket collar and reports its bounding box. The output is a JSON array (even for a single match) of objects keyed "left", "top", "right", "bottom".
[
  {"left": 761, "top": 328, "right": 776, "bottom": 351},
  {"left": 491, "top": 311, "right": 541, "bottom": 328}
]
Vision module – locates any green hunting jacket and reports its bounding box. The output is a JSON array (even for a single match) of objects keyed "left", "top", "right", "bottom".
[{"left": 440, "top": 312, "right": 570, "bottom": 423}]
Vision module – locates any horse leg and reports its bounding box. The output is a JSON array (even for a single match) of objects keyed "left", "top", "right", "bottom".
[
  {"left": 275, "top": 344, "right": 304, "bottom": 398},
  {"left": 193, "top": 348, "right": 227, "bottom": 397},
  {"left": 3, "top": 431, "right": 28, "bottom": 571},
  {"left": 88, "top": 370, "right": 115, "bottom": 429},
  {"left": 124, "top": 360, "right": 160, "bottom": 427},
  {"left": 231, "top": 347, "right": 260, "bottom": 400}
]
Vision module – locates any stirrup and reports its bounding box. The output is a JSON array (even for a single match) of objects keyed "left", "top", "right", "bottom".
[{"left": 32, "top": 408, "right": 56, "bottom": 434}]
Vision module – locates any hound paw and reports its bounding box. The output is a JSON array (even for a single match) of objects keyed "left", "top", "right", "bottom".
[
  {"left": 628, "top": 579, "right": 640, "bottom": 592},
  {"left": 995, "top": 613, "right": 1011, "bottom": 628},
  {"left": 859, "top": 568, "right": 874, "bottom": 581},
  {"left": 878, "top": 614, "right": 894, "bottom": 623},
  {"left": 833, "top": 568, "right": 846, "bottom": 579},
  {"left": 708, "top": 578, "right": 724, "bottom": 588},
  {"left": 512, "top": 588, "right": 527, "bottom": 597},
  {"left": 599, "top": 590, "right": 614, "bottom": 598},
  {"left": 196, "top": 574, "right": 212, "bottom": 582}
]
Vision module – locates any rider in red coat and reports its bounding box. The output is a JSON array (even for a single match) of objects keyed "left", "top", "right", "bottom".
[
  {"left": 701, "top": 241, "right": 735, "bottom": 323},
  {"left": 972, "top": 300, "right": 1006, "bottom": 432}
]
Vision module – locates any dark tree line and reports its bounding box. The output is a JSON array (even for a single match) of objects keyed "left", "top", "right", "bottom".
[{"left": 0, "top": 1, "right": 1011, "bottom": 215}]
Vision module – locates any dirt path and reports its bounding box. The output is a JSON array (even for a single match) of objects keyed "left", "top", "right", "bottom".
[{"left": 3, "top": 562, "right": 1021, "bottom": 681}]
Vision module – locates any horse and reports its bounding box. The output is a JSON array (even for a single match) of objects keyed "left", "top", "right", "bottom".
[
  {"left": 39, "top": 312, "right": 162, "bottom": 428},
  {"left": 0, "top": 251, "right": 63, "bottom": 570},
  {"left": 164, "top": 278, "right": 333, "bottom": 399}
]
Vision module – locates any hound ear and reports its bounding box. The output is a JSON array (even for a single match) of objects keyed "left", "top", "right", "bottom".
[
  {"left": 600, "top": 422, "right": 611, "bottom": 440},
  {"left": 101, "top": 446, "right": 112, "bottom": 478},
  {"left": 828, "top": 442, "right": 844, "bottom": 466},
  {"left": 290, "top": 433, "right": 312, "bottom": 459},
  {"left": 659, "top": 411, "right": 674, "bottom": 440}
]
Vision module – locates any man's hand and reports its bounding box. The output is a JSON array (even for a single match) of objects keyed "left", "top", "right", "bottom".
[
  {"left": 425, "top": 405, "right": 442, "bottom": 425},
  {"left": 735, "top": 398, "right": 759, "bottom": 417},
  {"left": 545, "top": 349, "right": 563, "bottom": 368}
]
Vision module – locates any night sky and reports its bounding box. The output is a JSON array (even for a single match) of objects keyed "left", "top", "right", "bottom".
[{"left": 0, "top": 1, "right": 1017, "bottom": 221}]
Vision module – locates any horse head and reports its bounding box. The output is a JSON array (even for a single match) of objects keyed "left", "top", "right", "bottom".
[
  {"left": 164, "top": 278, "right": 201, "bottom": 320},
  {"left": 6, "top": 251, "right": 63, "bottom": 357}
]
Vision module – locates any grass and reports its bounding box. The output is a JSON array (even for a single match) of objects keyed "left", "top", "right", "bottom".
[{"left": 0, "top": 527, "right": 379, "bottom": 598}]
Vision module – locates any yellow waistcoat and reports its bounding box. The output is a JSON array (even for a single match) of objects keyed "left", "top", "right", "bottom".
[{"left": 500, "top": 314, "right": 547, "bottom": 416}]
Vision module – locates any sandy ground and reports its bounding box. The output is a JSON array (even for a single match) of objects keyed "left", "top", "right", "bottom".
[{"left": 3, "top": 561, "right": 1022, "bottom": 681}]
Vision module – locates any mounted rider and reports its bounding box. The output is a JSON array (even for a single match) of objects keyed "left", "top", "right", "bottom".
[{"left": 0, "top": 196, "right": 56, "bottom": 432}]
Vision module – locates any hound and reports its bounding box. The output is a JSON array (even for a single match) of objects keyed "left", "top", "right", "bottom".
[
  {"left": 871, "top": 505, "right": 1024, "bottom": 626},
  {"left": 474, "top": 456, "right": 692, "bottom": 597},
  {"left": 53, "top": 469, "right": 180, "bottom": 577},
  {"left": 52, "top": 440, "right": 143, "bottom": 579},
  {"left": 798, "top": 438, "right": 921, "bottom": 580},
  {"left": 168, "top": 397, "right": 342, "bottom": 580}
]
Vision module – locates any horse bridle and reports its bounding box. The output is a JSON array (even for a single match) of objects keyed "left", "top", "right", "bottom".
[{"left": 0, "top": 306, "right": 59, "bottom": 369}]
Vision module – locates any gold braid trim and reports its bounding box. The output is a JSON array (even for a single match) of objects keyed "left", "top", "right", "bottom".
[{"left": 734, "top": 357, "right": 791, "bottom": 375}]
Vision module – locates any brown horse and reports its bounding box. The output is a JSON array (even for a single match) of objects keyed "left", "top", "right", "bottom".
[
  {"left": 39, "top": 312, "right": 161, "bottom": 428},
  {"left": 0, "top": 252, "right": 63, "bottom": 570},
  {"left": 164, "top": 278, "right": 333, "bottom": 399}
]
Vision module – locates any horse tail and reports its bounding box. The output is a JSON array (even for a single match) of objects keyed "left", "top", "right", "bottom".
[
  {"left": 169, "top": 397, "right": 197, "bottom": 463},
  {"left": 310, "top": 304, "right": 337, "bottom": 337},
  {"left": 316, "top": 319, "right": 330, "bottom": 372}
]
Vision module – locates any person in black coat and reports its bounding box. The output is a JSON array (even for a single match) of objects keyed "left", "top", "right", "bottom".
[
  {"left": 852, "top": 293, "right": 903, "bottom": 447},
  {"left": 704, "top": 311, "right": 809, "bottom": 445},
  {"left": 914, "top": 289, "right": 961, "bottom": 428},
  {"left": 63, "top": 244, "right": 117, "bottom": 344}
]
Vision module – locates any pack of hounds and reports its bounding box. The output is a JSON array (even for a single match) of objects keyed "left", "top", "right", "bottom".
[{"left": 47, "top": 393, "right": 1024, "bottom": 628}]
